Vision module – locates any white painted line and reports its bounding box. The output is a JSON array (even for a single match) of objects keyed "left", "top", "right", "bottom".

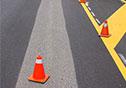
[
  {"left": 85, "top": 2, "right": 89, "bottom": 6},
  {"left": 88, "top": 7, "right": 91, "bottom": 11},
  {"left": 118, "top": 53, "right": 126, "bottom": 65},
  {"left": 96, "top": 18, "right": 101, "bottom": 24},
  {"left": 87, "top": 6, "right": 101, "bottom": 24},
  {"left": 91, "top": 11, "right": 95, "bottom": 17}
]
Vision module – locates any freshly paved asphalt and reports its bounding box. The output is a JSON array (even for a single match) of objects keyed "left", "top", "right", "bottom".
[
  {"left": 1, "top": 0, "right": 126, "bottom": 88},
  {"left": 1, "top": 0, "right": 41, "bottom": 88}
]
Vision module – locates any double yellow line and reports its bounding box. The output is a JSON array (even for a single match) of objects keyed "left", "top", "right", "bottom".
[{"left": 81, "top": 3, "right": 126, "bottom": 80}]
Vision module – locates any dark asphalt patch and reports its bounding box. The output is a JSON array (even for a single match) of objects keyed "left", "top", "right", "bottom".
[
  {"left": 115, "top": 33, "right": 126, "bottom": 66},
  {"left": 87, "top": 0, "right": 124, "bottom": 24},
  {"left": 62, "top": 0, "right": 126, "bottom": 88},
  {"left": 1, "top": 0, "right": 41, "bottom": 88}
]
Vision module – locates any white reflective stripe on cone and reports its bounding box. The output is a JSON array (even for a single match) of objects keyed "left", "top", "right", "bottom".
[
  {"left": 104, "top": 23, "right": 108, "bottom": 27},
  {"left": 36, "top": 59, "right": 43, "bottom": 64}
]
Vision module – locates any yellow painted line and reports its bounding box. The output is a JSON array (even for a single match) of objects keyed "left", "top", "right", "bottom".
[
  {"left": 121, "top": 0, "right": 126, "bottom": 4},
  {"left": 81, "top": 3, "right": 126, "bottom": 80}
]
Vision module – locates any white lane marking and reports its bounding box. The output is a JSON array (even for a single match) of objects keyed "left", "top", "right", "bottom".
[
  {"left": 91, "top": 11, "right": 95, "bottom": 17},
  {"left": 88, "top": 7, "right": 91, "bottom": 11},
  {"left": 86, "top": 5, "right": 101, "bottom": 24},
  {"left": 96, "top": 18, "right": 101, "bottom": 24},
  {"left": 118, "top": 53, "right": 126, "bottom": 65},
  {"left": 85, "top": 2, "right": 89, "bottom": 6}
]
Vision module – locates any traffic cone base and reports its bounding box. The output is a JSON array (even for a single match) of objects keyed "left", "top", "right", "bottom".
[
  {"left": 99, "top": 34, "right": 111, "bottom": 38},
  {"left": 28, "top": 74, "right": 49, "bottom": 83}
]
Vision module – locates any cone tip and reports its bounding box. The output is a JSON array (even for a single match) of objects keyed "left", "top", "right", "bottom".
[
  {"left": 104, "top": 20, "right": 107, "bottom": 23},
  {"left": 37, "top": 55, "right": 42, "bottom": 59}
]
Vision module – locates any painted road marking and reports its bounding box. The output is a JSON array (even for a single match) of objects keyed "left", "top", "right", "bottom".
[
  {"left": 81, "top": 3, "right": 126, "bottom": 80},
  {"left": 85, "top": 2, "right": 89, "bottom": 6},
  {"left": 121, "top": 0, "right": 126, "bottom": 3},
  {"left": 118, "top": 53, "right": 126, "bottom": 65},
  {"left": 88, "top": 7, "right": 91, "bottom": 11},
  {"left": 85, "top": 2, "right": 101, "bottom": 24},
  {"left": 96, "top": 18, "right": 101, "bottom": 24},
  {"left": 91, "top": 11, "right": 95, "bottom": 17}
]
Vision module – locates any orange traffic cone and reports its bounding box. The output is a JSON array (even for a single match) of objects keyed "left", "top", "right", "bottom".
[
  {"left": 79, "top": 0, "right": 86, "bottom": 3},
  {"left": 28, "top": 55, "right": 49, "bottom": 83},
  {"left": 99, "top": 20, "right": 111, "bottom": 38}
]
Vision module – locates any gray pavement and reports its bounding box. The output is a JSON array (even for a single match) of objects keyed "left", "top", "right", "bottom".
[
  {"left": 1, "top": 0, "right": 41, "bottom": 88},
  {"left": 87, "top": 0, "right": 124, "bottom": 24},
  {"left": 115, "top": 33, "right": 126, "bottom": 65},
  {"left": 15, "top": 0, "right": 78, "bottom": 88},
  {"left": 0, "top": 1, "right": 1, "bottom": 88}
]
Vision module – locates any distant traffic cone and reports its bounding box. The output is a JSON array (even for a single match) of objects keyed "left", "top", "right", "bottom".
[
  {"left": 28, "top": 55, "right": 49, "bottom": 83},
  {"left": 79, "top": 0, "right": 86, "bottom": 3},
  {"left": 99, "top": 20, "right": 111, "bottom": 38}
]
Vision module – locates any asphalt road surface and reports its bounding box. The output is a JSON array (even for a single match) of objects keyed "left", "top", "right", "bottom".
[
  {"left": 115, "top": 33, "right": 126, "bottom": 65},
  {"left": 87, "top": 0, "right": 124, "bottom": 24},
  {"left": 62, "top": 0, "right": 126, "bottom": 88},
  {"left": 1, "top": 0, "right": 126, "bottom": 88},
  {"left": 2, "top": 0, "right": 41, "bottom": 88}
]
